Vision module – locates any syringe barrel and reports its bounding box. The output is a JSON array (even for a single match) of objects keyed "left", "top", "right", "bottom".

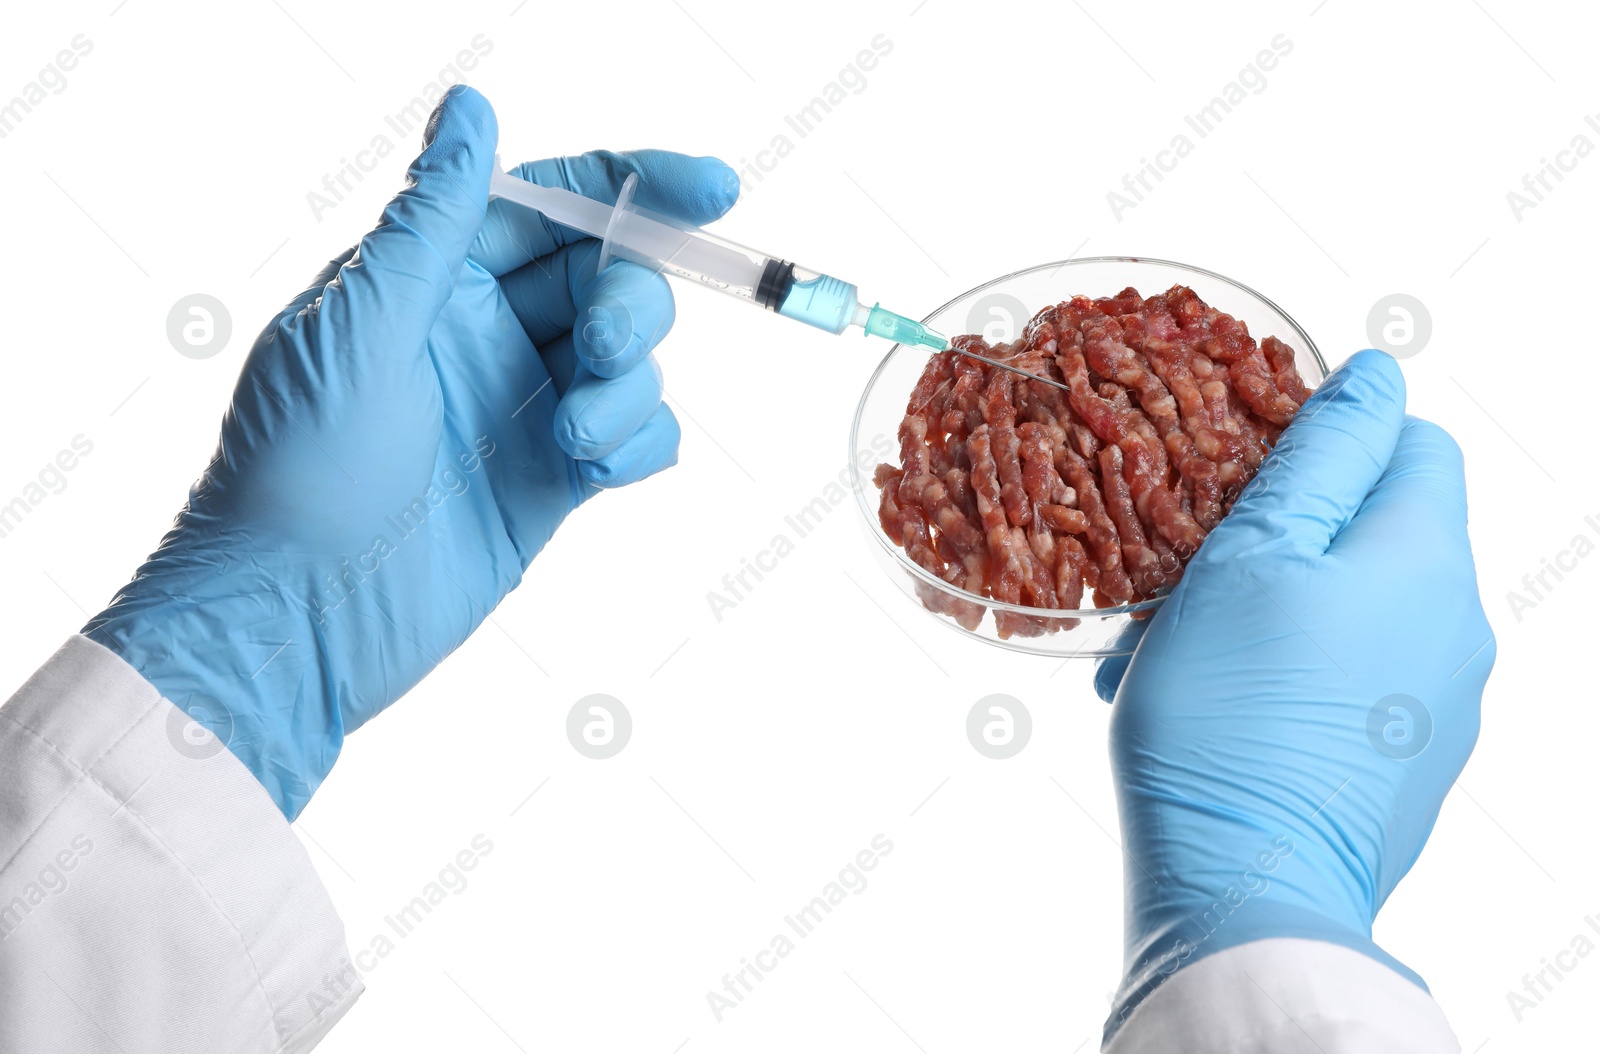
[
  {"left": 605, "top": 199, "right": 805, "bottom": 311},
  {"left": 491, "top": 167, "right": 857, "bottom": 333},
  {"left": 612, "top": 206, "right": 862, "bottom": 333}
]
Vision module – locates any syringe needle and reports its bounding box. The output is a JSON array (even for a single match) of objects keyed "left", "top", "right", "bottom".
[
  {"left": 860, "top": 302, "right": 1072, "bottom": 394},
  {"left": 947, "top": 346, "right": 1073, "bottom": 395}
]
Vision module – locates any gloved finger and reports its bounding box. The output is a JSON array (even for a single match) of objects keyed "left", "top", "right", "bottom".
[
  {"left": 499, "top": 242, "right": 676, "bottom": 378},
  {"left": 311, "top": 85, "right": 496, "bottom": 365},
  {"left": 1201, "top": 349, "right": 1406, "bottom": 562},
  {"left": 1093, "top": 617, "right": 1151, "bottom": 704},
  {"left": 497, "top": 241, "right": 592, "bottom": 347},
  {"left": 1333, "top": 415, "right": 1496, "bottom": 696},
  {"left": 577, "top": 402, "right": 682, "bottom": 489},
  {"left": 472, "top": 149, "right": 740, "bottom": 277},
  {"left": 273, "top": 249, "right": 356, "bottom": 324},
  {"left": 552, "top": 354, "right": 665, "bottom": 461},
  {"left": 535, "top": 329, "right": 582, "bottom": 401},
  {"left": 1331, "top": 415, "right": 1470, "bottom": 556},
  {"left": 574, "top": 254, "right": 676, "bottom": 379}
]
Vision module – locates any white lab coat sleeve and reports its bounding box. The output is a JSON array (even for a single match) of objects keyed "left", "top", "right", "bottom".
[
  {"left": 1105, "top": 938, "right": 1459, "bottom": 1053},
  {"left": 0, "top": 635, "right": 362, "bottom": 1054}
]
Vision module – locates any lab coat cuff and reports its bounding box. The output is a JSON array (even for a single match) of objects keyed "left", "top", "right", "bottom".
[
  {"left": 0, "top": 635, "right": 362, "bottom": 1053},
  {"left": 1103, "top": 938, "right": 1459, "bottom": 1053}
]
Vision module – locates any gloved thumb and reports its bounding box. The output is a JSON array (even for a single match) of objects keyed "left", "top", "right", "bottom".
[
  {"left": 1199, "top": 349, "right": 1406, "bottom": 562},
  {"left": 314, "top": 85, "right": 497, "bottom": 358}
]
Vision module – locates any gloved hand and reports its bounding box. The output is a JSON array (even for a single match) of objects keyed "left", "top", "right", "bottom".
[
  {"left": 85, "top": 86, "right": 739, "bottom": 820},
  {"left": 1091, "top": 350, "right": 1495, "bottom": 1037}
]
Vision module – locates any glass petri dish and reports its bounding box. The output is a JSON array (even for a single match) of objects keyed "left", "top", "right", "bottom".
[{"left": 847, "top": 257, "right": 1330, "bottom": 658}]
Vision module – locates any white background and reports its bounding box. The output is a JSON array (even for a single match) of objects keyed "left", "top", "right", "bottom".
[{"left": 0, "top": 0, "right": 1593, "bottom": 1050}]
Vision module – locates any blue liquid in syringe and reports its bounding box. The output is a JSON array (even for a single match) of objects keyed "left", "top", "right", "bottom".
[
  {"left": 775, "top": 272, "right": 859, "bottom": 334},
  {"left": 761, "top": 263, "right": 948, "bottom": 351}
]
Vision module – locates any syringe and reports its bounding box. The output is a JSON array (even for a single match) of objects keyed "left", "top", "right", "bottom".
[{"left": 487, "top": 167, "right": 951, "bottom": 354}]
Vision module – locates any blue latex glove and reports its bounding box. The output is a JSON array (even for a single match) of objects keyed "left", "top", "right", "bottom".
[
  {"left": 1092, "top": 350, "right": 1495, "bottom": 1040},
  {"left": 85, "top": 86, "right": 739, "bottom": 820}
]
